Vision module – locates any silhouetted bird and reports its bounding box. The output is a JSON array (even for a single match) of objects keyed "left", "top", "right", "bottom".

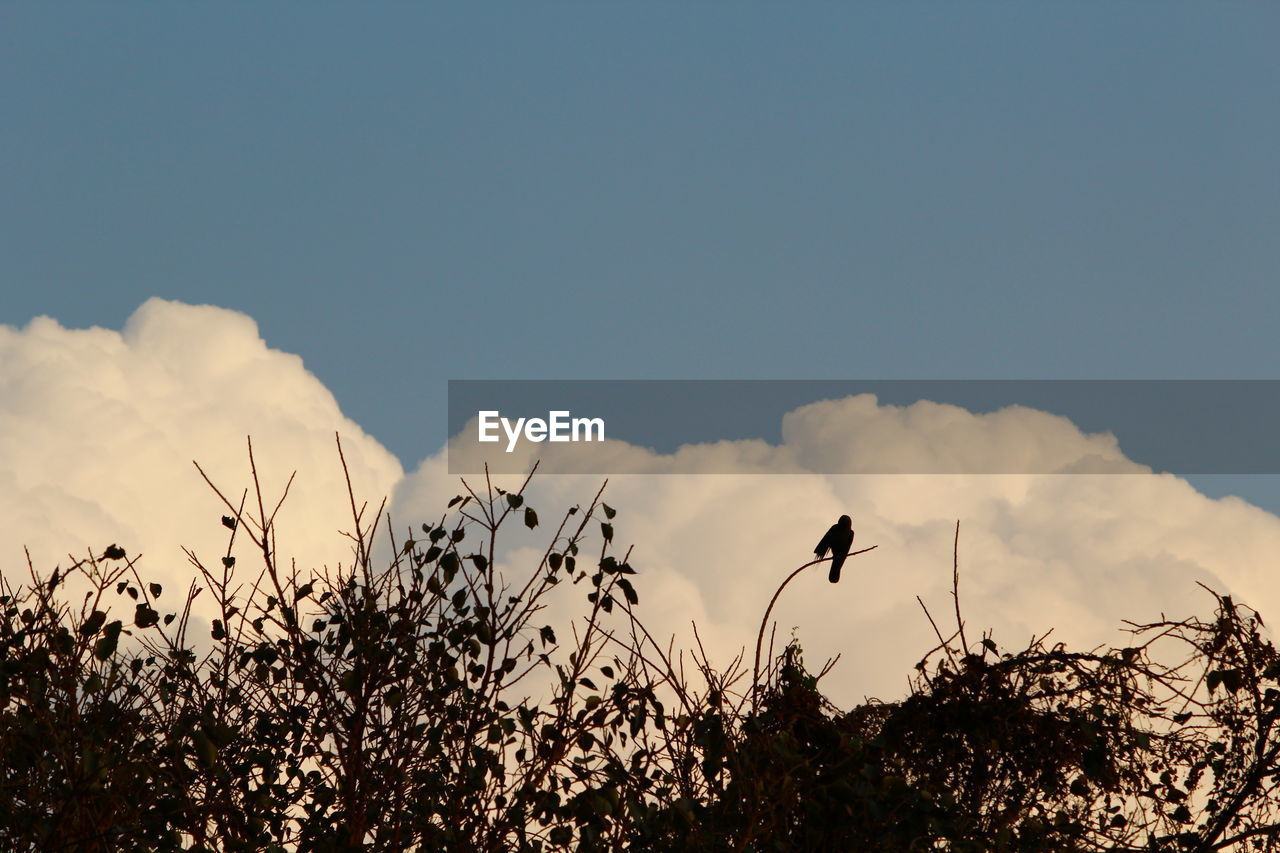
[{"left": 814, "top": 515, "right": 855, "bottom": 583}]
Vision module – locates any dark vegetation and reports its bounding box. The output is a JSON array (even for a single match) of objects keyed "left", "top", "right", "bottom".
[{"left": 3, "top": 442, "right": 1280, "bottom": 851}]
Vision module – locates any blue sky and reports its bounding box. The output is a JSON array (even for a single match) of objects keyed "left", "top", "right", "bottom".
[{"left": 4, "top": 4, "right": 1279, "bottom": 501}]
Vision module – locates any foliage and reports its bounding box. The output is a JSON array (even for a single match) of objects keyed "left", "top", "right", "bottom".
[{"left": 2, "top": 446, "right": 1279, "bottom": 851}]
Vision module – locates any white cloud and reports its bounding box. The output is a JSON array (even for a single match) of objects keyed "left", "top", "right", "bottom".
[
  {"left": 0, "top": 299, "right": 403, "bottom": 604},
  {"left": 401, "top": 399, "right": 1280, "bottom": 706},
  {"left": 5, "top": 299, "right": 1279, "bottom": 709}
]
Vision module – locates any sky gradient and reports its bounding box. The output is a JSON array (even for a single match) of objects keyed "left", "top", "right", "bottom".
[
  {"left": 5, "top": 6, "right": 1280, "bottom": 704},
  {"left": 4, "top": 3, "right": 1279, "bottom": 496}
]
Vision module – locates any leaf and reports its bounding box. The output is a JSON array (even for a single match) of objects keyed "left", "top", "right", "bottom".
[
  {"left": 506, "top": 493, "right": 524, "bottom": 509},
  {"left": 524, "top": 507, "right": 538, "bottom": 529},
  {"left": 540, "top": 625, "right": 557, "bottom": 646},
  {"left": 1220, "top": 668, "right": 1244, "bottom": 694},
  {"left": 339, "top": 670, "right": 359, "bottom": 694},
  {"left": 602, "top": 503, "right": 616, "bottom": 519},
  {"left": 440, "top": 552, "right": 459, "bottom": 577},
  {"left": 149, "top": 582, "right": 162, "bottom": 598},
  {"left": 221, "top": 515, "right": 237, "bottom": 530},
  {"left": 447, "top": 495, "right": 464, "bottom": 508},
  {"left": 471, "top": 554, "right": 488, "bottom": 571},
  {"left": 222, "top": 556, "right": 235, "bottom": 568},
  {"left": 193, "top": 730, "right": 218, "bottom": 768},
  {"left": 600, "top": 523, "right": 613, "bottom": 543},
  {"left": 93, "top": 621, "right": 123, "bottom": 660},
  {"left": 80, "top": 610, "right": 108, "bottom": 636},
  {"left": 548, "top": 553, "right": 563, "bottom": 571},
  {"left": 135, "top": 604, "right": 159, "bottom": 628},
  {"left": 103, "top": 544, "right": 126, "bottom": 560},
  {"left": 618, "top": 578, "right": 639, "bottom": 606},
  {"left": 294, "top": 582, "right": 314, "bottom": 602}
]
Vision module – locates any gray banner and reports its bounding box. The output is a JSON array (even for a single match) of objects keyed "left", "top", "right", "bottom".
[{"left": 447, "top": 380, "right": 1280, "bottom": 475}]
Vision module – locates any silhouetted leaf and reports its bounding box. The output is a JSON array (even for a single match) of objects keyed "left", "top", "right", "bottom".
[
  {"left": 93, "top": 621, "right": 123, "bottom": 660},
  {"left": 135, "top": 604, "right": 159, "bottom": 628},
  {"left": 80, "top": 610, "right": 107, "bottom": 636},
  {"left": 193, "top": 730, "right": 217, "bottom": 768}
]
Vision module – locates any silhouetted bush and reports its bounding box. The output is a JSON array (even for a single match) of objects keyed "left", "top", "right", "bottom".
[{"left": 3, "top": 446, "right": 1279, "bottom": 851}]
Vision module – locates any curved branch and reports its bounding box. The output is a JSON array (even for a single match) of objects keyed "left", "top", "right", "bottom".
[{"left": 751, "top": 545, "right": 878, "bottom": 705}]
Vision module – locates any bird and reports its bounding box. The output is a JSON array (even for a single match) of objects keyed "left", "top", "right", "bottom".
[{"left": 814, "top": 515, "right": 854, "bottom": 583}]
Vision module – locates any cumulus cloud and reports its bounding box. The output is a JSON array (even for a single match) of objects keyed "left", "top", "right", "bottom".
[
  {"left": 0, "top": 299, "right": 403, "bottom": 603},
  {"left": 5, "top": 299, "right": 1280, "bottom": 708},
  {"left": 407, "top": 398, "right": 1280, "bottom": 706}
]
